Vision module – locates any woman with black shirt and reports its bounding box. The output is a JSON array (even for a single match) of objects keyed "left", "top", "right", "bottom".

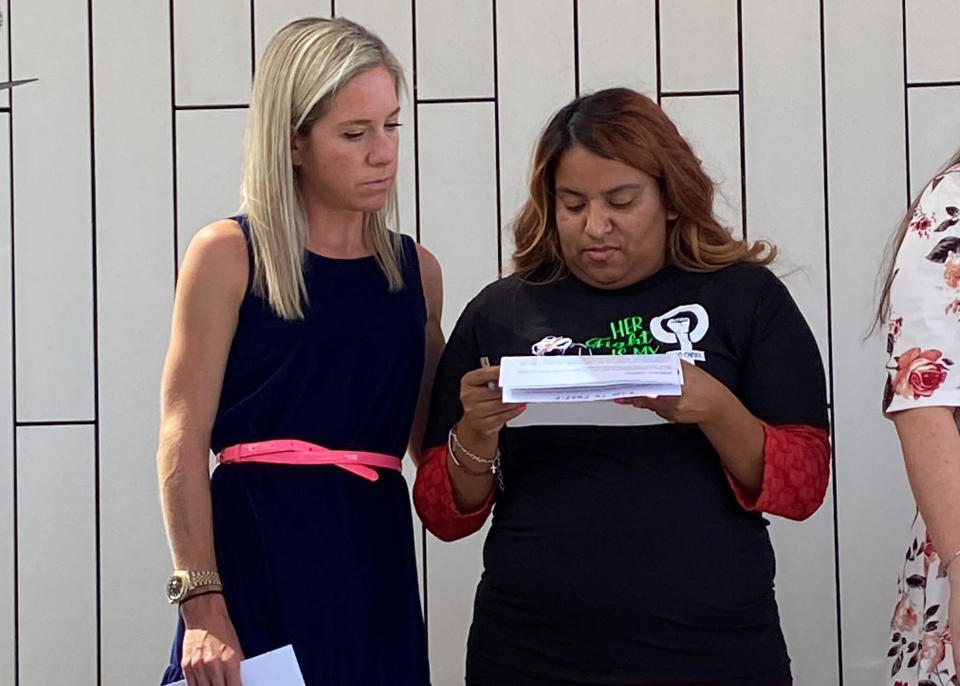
[{"left": 413, "top": 88, "right": 830, "bottom": 686}]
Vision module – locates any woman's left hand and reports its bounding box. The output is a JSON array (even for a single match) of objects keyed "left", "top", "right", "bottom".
[
  {"left": 615, "top": 360, "right": 732, "bottom": 425},
  {"left": 619, "top": 359, "right": 766, "bottom": 493}
]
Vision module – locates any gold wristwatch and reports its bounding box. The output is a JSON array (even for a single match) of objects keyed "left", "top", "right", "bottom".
[{"left": 165, "top": 569, "right": 222, "bottom": 604}]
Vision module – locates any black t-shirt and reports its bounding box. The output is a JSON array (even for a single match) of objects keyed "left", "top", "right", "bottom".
[{"left": 423, "top": 263, "right": 828, "bottom": 686}]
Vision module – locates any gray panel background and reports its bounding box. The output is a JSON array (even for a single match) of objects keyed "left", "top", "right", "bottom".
[{"left": 2, "top": 1, "right": 951, "bottom": 684}]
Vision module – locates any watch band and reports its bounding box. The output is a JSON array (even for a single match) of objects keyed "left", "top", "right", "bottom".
[
  {"left": 185, "top": 570, "right": 221, "bottom": 589},
  {"left": 166, "top": 569, "right": 223, "bottom": 604},
  {"left": 179, "top": 588, "right": 223, "bottom": 606}
]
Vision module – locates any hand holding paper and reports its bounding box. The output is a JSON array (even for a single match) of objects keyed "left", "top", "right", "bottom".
[
  {"left": 168, "top": 645, "right": 306, "bottom": 686},
  {"left": 459, "top": 364, "right": 527, "bottom": 436},
  {"left": 614, "top": 358, "right": 732, "bottom": 425}
]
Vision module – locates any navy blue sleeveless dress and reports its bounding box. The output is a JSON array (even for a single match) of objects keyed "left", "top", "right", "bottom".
[{"left": 160, "top": 216, "right": 430, "bottom": 686}]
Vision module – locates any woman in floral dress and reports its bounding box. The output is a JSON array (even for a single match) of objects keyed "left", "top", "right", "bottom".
[{"left": 882, "top": 150, "right": 960, "bottom": 686}]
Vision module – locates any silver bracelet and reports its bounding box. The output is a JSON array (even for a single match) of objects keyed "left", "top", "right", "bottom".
[{"left": 448, "top": 426, "right": 500, "bottom": 472}]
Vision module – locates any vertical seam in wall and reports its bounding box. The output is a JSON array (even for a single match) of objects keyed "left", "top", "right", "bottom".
[
  {"left": 249, "top": 0, "right": 255, "bottom": 80},
  {"left": 901, "top": 0, "right": 911, "bottom": 201},
  {"left": 736, "top": 0, "right": 747, "bottom": 239},
  {"left": 411, "top": 0, "right": 421, "bottom": 244},
  {"left": 7, "top": 0, "right": 17, "bottom": 680},
  {"left": 420, "top": 519, "right": 427, "bottom": 644},
  {"left": 493, "top": 0, "right": 502, "bottom": 277},
  {"left": 819, "top": 1, "right": 843, "bottom": 683},
  {"left": 572, "top": 0, "right": 579, "bottom": 97},
  {"left": 654, "top": 0, "right": 662, "bottom": 106},
  {"left": 169, "top": 0, "right": 179, "bottom": 285},
  {"left": 87, "top": 0, "right": 102, "bottom": 682}
]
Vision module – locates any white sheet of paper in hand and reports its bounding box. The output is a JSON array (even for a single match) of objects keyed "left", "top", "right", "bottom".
[
  {"left": 168, "top": 645, "right": 305, "bottom": 686},
  {"left": 499, "top": 354, "right": 683, "bottom": 403},
  {"left": 507, "top": 399, "right": 669, "bottom": 427}
]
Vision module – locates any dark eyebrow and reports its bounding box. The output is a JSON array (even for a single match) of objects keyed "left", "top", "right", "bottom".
[
  {"left": 556, "top": 183, "right": 645, "bottom": 197},
  {"left": 338, "top": 107, "right": 402, "bottom": 127}
]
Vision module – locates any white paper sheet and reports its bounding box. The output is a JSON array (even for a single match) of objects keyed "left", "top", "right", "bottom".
[
  {"left": 507, "top": 399, "right": 669, "bottom": 427},
  {"left": 499, "top": 354, "right": 683, "bottom": 403},
  {"left": 168, "top": 644, "right": 305, "bottom": 686}
]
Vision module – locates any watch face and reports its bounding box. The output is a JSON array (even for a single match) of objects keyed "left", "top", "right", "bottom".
[{"left": 166, "top": 575, "right": 185, "bottom": 600}]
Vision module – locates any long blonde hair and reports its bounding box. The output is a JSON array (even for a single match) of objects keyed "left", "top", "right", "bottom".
[
  {"left": 876, "top": 148, "right": 960, "bottom": 326},
  {"left": 513, "top": 88, "right": 774, "bottom": 281},
  {"left": 241, "top": 17, "right": 407, "bottom": 320}
]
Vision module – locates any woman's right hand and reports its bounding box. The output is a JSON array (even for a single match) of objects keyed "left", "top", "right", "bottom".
[
  {"left": 180, "top": 593, "right": 245, "bottom": 686},
  {"left": 458, "top": 365, "right": 526, "bottom": 441}
]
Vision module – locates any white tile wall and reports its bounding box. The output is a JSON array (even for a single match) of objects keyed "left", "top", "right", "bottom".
[
  {"left": 16, "top": 426, "right": 97, "bottom": 685},
  {"left": 418, "top": 102, "right": 499, "bottom": 335},
  {"left": 906, "top": 0, "right": 960, "bottom": 84},
  {"left": 825, "top": 2, "right": 917, "bottom": 684},
  {"left": 741, "top": 4, "right": 838, "bottom": 684},
  {"left": 93, "top": 0, "right": 178, "bottom": 683},
  {"left": 577, "top": 0, "right": 657, "bottom": 96},
  {"left": 496, "top": 0, "right": 576, "bottom": 271},
  {"left": 416, "top": 101, "right": 499, "bottom": 683},
  {"left": 416, "top": 0, "right": 494, "bottom": 101},
  {"left": 742, "top": 0, "right": 829, "bottom": 361},
  {"left": 12, "top": 0, "right": 94, "bottom": 423},
  {"left": 0, "top": 0, "right": 10, "bottom": 109},
  {"left": 175, "top": 109, "right": 248, "bottom": 261},
  {"left": 659, "top": 0, "right": 739, "bottom": 93},
  {"left": 771, "top": 499, "right": 841, "bottom": 686},
  {"left": 174, "top": 0, "right": 252, "bottom": 106},
  {"left": 908, "top": 86, "right": 960, "bottom": 197},
  {"left": 661, "top": 94, "right": 744, "bottom": 236},
  {"left": 254, "top": 0, "right": 332, "bottom": 61},
  {"left": 0, "top": 112, "right": 12, "bottom": 686},
  {"left": 2, "top": 1, "right": 953, "bottom": 684},
  {"left": 426, "top": 525, "right": 488, "bottom": 686}
]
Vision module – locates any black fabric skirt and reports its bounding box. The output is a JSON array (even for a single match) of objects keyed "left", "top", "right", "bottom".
[{"left": 159, "top": 462, "right": 429, "bottom": 686}]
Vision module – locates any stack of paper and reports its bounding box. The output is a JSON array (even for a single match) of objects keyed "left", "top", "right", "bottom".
[
  {"left": 499, "top": 354, "right": 683, "bottom": 403},
  {"left": 169, "top": 645, "right": 305, "bottom": 686}
]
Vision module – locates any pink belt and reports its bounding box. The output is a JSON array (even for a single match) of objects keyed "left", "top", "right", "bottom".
[{"left": 218, "top": 439, "right": 403, "bottom": 482}]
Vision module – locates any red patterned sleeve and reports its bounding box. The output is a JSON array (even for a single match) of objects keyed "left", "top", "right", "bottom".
[
  {"left": 413, "top": 444, "right": 496, "bottom": 542},
  {"left": 724, "top": 422, "right": 831, "bottom": 521}
]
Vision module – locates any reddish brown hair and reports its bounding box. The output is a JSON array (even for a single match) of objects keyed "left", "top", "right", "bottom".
[{"left": 512, "top": 88, "right": 775, "bottom": 281}]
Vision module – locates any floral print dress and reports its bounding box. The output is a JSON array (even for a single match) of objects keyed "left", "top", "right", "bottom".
[{"left": 885, "top": 164, "right": 960, "bottom": 686}]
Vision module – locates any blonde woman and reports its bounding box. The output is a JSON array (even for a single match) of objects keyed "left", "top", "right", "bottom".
[
  {"left": 157, "top": 18, "right": 441, "bottom": 686},
  {"left": 882, "top": 150, "right": 960, "bottom": 686}
]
